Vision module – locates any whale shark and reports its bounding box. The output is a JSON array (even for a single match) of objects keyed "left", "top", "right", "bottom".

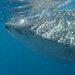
[{"left": 5, "top": 0, "right": 75, "bottom": 63}]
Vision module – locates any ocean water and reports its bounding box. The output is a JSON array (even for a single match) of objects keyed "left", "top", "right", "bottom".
[{"left": 0, "top": 0, "right": 75, "bottom": 75}]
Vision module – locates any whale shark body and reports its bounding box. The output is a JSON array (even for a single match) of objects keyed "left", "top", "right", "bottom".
[{"left": 5, "top": 0, "right": 75, "bottom": 63}]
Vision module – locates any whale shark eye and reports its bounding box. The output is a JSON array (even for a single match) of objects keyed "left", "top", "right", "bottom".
[
  {"left": 16, "top": 29, "right": 22, "bottom": 34},
  {"left": 18, "top": 30, "right": 22, "bottom": 34}
]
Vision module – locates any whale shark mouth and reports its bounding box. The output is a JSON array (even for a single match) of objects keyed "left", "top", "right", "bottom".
[{"left": 5, "top": 25, "right": 12, "bottom": 33}]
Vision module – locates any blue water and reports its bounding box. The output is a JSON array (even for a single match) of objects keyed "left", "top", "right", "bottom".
[{"left": 0, "top": 0, "right": 75, "bottom": 75}]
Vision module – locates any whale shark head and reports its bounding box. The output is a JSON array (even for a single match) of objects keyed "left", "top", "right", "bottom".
[
  {"left": 5, "top": 17, "right": 30, "bottom": 36},
  {"left": 5, "top": 15, "right": 40, "bottom": 38}
]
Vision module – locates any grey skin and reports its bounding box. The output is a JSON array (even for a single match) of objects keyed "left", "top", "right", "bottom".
[{"left": 5, "top": 9, "right": 75, "bottom": 63}]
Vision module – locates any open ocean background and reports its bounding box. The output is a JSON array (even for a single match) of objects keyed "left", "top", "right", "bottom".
[{"left": 0, "top": 0, "right": 75, "bottom": 75}]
